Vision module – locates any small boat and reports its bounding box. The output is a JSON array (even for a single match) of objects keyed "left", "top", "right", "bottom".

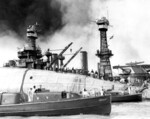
[
  {"left": 109, "top": 91, "right": 142, "bottom": 102},
  {"left": 0, "top": 91, "right": 111, "bottom": 116},
  {"left": 105, "top": 83, "right": 142, "bottom": 102}
]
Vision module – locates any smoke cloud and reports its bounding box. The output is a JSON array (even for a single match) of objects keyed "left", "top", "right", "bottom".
[{"left": 0, "top": 0, "right": 64, "bottom": 37}]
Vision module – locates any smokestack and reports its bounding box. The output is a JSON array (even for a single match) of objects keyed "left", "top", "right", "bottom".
[{"left": 80, "top": 51, "right": 88, "bottom": 75}]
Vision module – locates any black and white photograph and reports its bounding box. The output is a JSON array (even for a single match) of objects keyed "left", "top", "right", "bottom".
[{"left": 0, "top": 0, "right": 149, "bottom": 119}]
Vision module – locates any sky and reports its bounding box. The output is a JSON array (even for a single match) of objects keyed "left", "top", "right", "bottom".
[{"left": 0, "top": 0, "right": 150, "bottom": 74}]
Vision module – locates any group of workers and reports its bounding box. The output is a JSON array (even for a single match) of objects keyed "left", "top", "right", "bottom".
[{"left": 44, "top": 65, "right": 100, "bottom": 79}]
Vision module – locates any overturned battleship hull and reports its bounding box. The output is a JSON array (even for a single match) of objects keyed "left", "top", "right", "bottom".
[{"left": 0, "top": 67, "right": 123, "bottom": 94}]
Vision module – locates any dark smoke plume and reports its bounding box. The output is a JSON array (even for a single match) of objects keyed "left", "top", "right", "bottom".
[{"left": 0, "top": 0, "right": 64, "bottom": 38}]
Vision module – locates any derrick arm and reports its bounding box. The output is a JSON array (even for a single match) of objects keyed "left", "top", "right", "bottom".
[
  {"left": 63, "top": 47, "right": 82, "bottom": 68},
  {"left": 49, "top": 42, "right": 73, "bottom": 67}
]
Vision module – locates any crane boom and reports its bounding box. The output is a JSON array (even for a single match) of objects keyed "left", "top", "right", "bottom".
[
  {"left": 63, "top": 47, "right": 82, "bottom": 68},
  {"left": 49, "top": 42, "right": 73, "bottom": 67}
]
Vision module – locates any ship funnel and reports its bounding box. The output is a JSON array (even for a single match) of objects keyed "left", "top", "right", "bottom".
[{"left": 80, "top": 51, "right": 88, "bottom": 75}]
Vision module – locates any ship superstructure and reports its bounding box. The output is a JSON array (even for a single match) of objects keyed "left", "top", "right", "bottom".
[
  {"left": 4, "top": 18, "right": 114, "bottom": 80},
  {"left": 4, "top": 23, "right": 71, "bottom": 70},
  {"left": 4, "top": 23, "right": 88, "bottom": 74},
  {"left": 17, "top": 23, "right": 43, "bottom": 69},
  {"left": 96, "top": 17, "right": 113, "bottom": 81}
]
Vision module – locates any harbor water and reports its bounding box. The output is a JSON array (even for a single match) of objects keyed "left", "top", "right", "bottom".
[{"left": 1, "top": 101, "right": 150, "bottom": 119}]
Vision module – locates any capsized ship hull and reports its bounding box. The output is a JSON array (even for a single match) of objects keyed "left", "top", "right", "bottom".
[
  {"left": 0, "top": 67, "right": 124, "bottom": 94},
  {"left": 0, "top": 95, "right": 111, "bottom": 116}
]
